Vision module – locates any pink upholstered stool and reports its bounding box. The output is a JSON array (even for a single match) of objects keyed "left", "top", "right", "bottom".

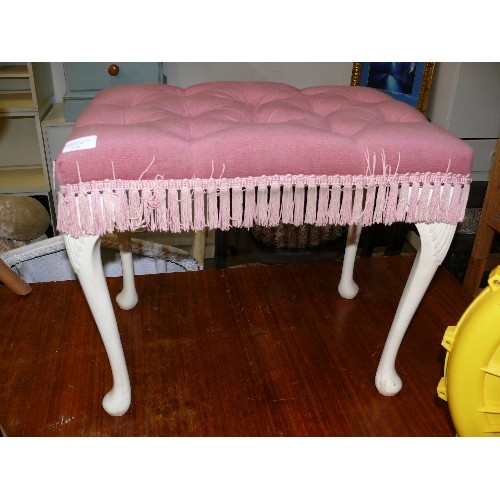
[{"left": 55, "top": 82, "right": 473, "bottom": 416}]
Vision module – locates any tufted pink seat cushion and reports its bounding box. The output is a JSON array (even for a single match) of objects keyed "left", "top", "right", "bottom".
[
  {"left": 55, "top": 82, "right": 473, "bottom": 237},
  {"left": 57, "top": 81, "right": 472, "bottom": 182}
]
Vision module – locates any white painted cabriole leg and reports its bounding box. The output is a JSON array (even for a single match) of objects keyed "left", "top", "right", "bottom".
[
  {"left": 338, "top": 224, "right": 362, "bottom": 299},
  {"left": 375, "top": 222, "right": 457, "bottom": 396},
  {"left": 116, "top": 231, "right": 138, "bottom": 310},
  {"left": 64, "top": 234, "right": 131, "bottom": 416}
]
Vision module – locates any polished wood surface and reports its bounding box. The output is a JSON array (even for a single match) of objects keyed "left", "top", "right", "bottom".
[{"left": 0, "top": 256, "right": 471, "bottom": 436}]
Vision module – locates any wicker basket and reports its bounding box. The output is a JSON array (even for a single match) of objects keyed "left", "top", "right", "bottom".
[
  {"left": 0, "top": 234, "right": 199, "bottom": 283},
  {"left": 251, "top": 223, "right": 345, "bottom": 249}
]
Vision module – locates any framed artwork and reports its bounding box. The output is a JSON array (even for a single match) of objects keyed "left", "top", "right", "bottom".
[{"left": 350, "top": 62, "right": 435, "bottom": 114}]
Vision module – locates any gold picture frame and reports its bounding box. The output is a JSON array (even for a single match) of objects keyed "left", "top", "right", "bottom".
[{"left": 350, "top": 62, "right": 435, "bottom": 114}]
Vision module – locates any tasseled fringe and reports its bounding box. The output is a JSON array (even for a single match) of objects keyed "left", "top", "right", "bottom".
[
  {"left": 168, "top": 188, "right": 181, "bottom": 232},
  {"left": 268, "top": 183, "right": 282, "bottom": 226},
  {"left": 351, "top": 185, "right": 364, "bottom": 224},
  {"left": 140, "top": 187, "right": 154, "bottom": 230},
  {"left": 59, "top": 191, "right": 78, "bottom": 234},
  {"left": 316, "top": 184, "right": 330, "bottom": 225},
  {"left": 231, "top": 182, "right": 244, "bottom": 227},
  {"left": 339, "top": 182, "right": 353, "bottom": 225},
  {"left": 153, "top": 183, "right": 168, "bottom": 231},
  {"left": 206, "top": 184, "right": 218, "bottom": 229},
  {"left": 193, "top": 184, "right": 205, "bottom": 231},
  {"left": 361, "top": 184, "right": 376, "bottom": 226},
  {"left": 56, "top": 173, "right": 472, "bottom": 237},
  {"left": 395, "top": 180, "right": 410, "bottom": 222},
  {"left": 328, "top": 184, "right": 342, "bottom": 225},
  {"left": 243, "top": 187, "right": 256, "bottom": 228},
  {"left": 281, "top": 185, "right": 294, "bottom": 224},
  {"left": 102, "top": 189, "right": 117, "bottom": 233},
  {"left": 180, "top": 184, "right": 193, "bottom": 231},
  {"left": 438, "top": 182, "right": 452, "bottom": 220},
  {"left": 383, "top": 180, "right": 400, "bottom": 225},
  {"left": 457, "top": 182, "right": 470, "bottom": 221},
  {"left": 293, "top": 185, "right": 305, "bottom": 225},
  {"left": 372, "top": 184, "right": 387, "bottom": 223},
  {"left": 78, "top": 193, "right": 93, "bottom": 233},
  {"left": 416, "top": 177, "right": 432, "bottom": 222},
  {"left": 115, "top": 187, "right": 130, "bottom": 232},
  {"left": 128, "top": 188, "right": 143, "bottom": 231},
  {"left": 218, "top": 180, "right": 231, "bottom": 230},
  {"left": 304, "top": 185, "right": 318, "bottom": 224},
  {"left": 256, "top": 184, "right": 269, "bottom": 225},
  {"left": 426, "top": 181, "right": 442, "bottom": 221}
]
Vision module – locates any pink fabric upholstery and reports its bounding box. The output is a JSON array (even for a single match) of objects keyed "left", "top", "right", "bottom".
[{"left": 55, "top": 82, "right": 473, "bottom": 237}]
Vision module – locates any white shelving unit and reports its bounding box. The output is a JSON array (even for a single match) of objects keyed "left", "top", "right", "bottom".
[{"left": 0, "top": 62, "right": 55, "bottom": 227}]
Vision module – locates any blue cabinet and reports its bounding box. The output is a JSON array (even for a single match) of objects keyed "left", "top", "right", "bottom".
[{"left": 63, "top": 62, "right": 164, "bottom": 120}]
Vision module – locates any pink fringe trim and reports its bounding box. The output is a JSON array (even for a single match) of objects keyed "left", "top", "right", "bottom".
[{"left": 57, "top": 173, "right": 472, "bottom": 237}]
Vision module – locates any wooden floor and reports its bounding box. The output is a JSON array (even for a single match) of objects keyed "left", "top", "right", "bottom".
[{"left": 0, "top": 255, "right": 473, "bottom": 436}]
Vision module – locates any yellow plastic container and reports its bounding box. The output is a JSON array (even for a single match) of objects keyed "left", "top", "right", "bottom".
[{"left": 437, "top": 265, "right": 500, "bottom": 436}]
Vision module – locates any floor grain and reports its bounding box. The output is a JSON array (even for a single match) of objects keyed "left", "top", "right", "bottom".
[{"left": 0, "top": 256, "right": 471, "bottom": 436}]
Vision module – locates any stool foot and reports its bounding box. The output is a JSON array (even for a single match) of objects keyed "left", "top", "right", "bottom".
[
  {"left": 375, "top": 222, "right": 456, "bottom": 396},
  {"left": 64, "top": 234, "right": 131, "bottom": 416},
  {"left": 338, "top": 224, "right": 362, "bottom": 299},
  {"left": 375, "top": 367, "right": 403, "bottom": 396},
  {"left": 103, "top": 385, "right": 132, "bottom": 417}
]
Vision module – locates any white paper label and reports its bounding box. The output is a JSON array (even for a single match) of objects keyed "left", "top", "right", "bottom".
[{"left": 62, "top": 135, "right": 97, "bottom": 153}]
